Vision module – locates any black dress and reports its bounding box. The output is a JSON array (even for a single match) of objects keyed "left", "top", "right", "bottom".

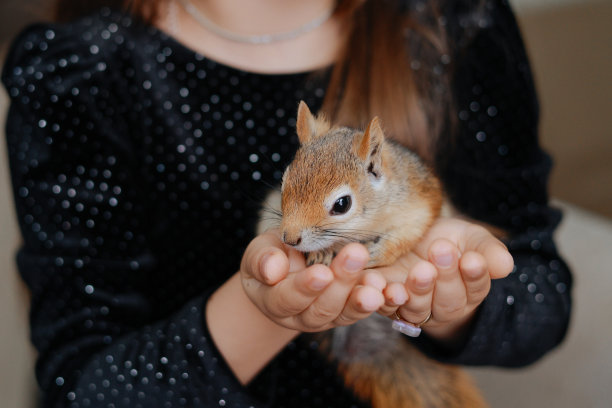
[{"left": 2, "top": 1, "right": 572, "bottom": 407}]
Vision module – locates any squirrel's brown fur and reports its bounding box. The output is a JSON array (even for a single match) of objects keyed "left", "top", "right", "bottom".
[
  {"left": 259, "top": 101, "right": 487, "bottom": 408},
  {"left": 279, "top": 102, "right": 443, "bottom": 268}
]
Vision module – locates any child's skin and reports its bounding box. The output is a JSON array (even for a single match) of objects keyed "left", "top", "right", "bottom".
[{"left": 207, "top": 216, "right": 513, "bottom": 384}]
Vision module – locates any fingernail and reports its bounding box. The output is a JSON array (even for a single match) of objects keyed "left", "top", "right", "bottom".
[
  {"left": 392, "top": 293, "right": 408, "bottom": 305},
  {"left": 309, "top": 270, "right": 331, "bottom": 290},
  {"left": 434, "top": 252, "right": 453, "bottom": 268},
  {"left": 260, "top": 253, "right": 278, "bottom": 282},
  {"left": 359, "top": 294, "right": 380, "bottom": 311},
  {"left": 260, "top": 253, "right": 271, "bottom": 277},
  {"left": 415, "top": 278, "right": 432, "bottom": 290},
  {"left": 310, "top": 279, "right": 329, "bottom": 290},
  {"left": 344, "top": 257, "right": 365, "bottom": 273},
  {"left": 364, "top": 273, "right": 386, "bottom": 291}
]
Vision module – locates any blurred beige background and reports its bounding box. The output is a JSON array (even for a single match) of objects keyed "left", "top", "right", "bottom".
[{"left": 1, "top": 0, "right": 611, "bottom": 407}]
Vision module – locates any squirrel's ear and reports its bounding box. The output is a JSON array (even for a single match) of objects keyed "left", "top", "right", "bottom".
[
  {"left": 355, "top": 117, "right": 385, "bottom": 177},
  {"left": 356, "top": 117, "right": 385, "bottom": 160},
  {"left": 296, "top": 101, "right": 316, "bottom": 144},
  {"left": 296, "top": 101, "right": 330, "bottom": 144}
]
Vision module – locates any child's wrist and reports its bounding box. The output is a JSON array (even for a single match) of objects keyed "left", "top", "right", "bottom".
[{"left": 206, "top": 272, "right": 299, "bottom": 384}]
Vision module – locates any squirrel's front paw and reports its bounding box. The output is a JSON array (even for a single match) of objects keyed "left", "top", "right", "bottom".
[{"left": 306, "top": 250, "right": 335, "bottom": 267}]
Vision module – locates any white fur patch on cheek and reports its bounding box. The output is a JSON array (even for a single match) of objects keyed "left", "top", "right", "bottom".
[
  {"left": 294, "top": 229, "right": 335, "bottom": 252},
  {"left": 370, "top": 174, "right": 385, "bottom": 191}
]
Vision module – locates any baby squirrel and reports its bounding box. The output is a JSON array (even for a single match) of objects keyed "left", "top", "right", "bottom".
[{"left": 259, "top": 101, "right": 487, "bottom": 408}]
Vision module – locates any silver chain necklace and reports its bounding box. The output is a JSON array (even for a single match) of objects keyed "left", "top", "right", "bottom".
[{"left": 177, "top": 0, "right": 335, "bottom": 45}]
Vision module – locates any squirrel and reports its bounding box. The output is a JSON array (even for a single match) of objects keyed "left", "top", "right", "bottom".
[{"left": 258, "top": 101, "right": 487, "bottom": 408}]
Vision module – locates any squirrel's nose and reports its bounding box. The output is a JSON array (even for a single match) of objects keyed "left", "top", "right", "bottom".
[{"left": 283, "top": 232, "right": 302, "bottom": 247}]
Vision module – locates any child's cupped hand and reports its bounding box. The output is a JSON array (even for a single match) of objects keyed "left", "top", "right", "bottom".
[
  {"left": 375, "top": 217, "right": 514, "bottom": 342},
  {"left": 240, "top": 230, "right": 385, "bottom": 332}
]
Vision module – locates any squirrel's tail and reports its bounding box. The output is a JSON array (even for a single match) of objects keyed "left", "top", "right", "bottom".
[
  {"left": 337, "top": 342, "right": 487, "bottom": 408},
  {"left": 322, "top": 314, "right": 487, "bottom": 408}
]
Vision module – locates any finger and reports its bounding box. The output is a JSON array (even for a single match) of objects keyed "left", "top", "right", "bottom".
[
  {"left": 262, "top": 264, "right": 334, "bottom": 318},
  {"left": 464, "top": 226, "right": 514, "bottom": 279},
  {"left": 379, "top": 282, "right": 409, "bottom": 316},
  {"left": 374, "top": 251, "right": 423, "bottom": 316},
  {"left": 361, "top": 271, "right": 386, "bottom": 292},
  {"left": 376, "top": 251, "right": 427, "bottom": 283},
  {"left": 297, "top": 243, "right": 369, "bottom": 328},
  {"left": 334, "top": 285, "right": 384, "bottom": 326},
  {"left": 482, "top": 241, "right": 514, "bottom": 279},
  {"left": 241, "top": 231, "right": 290, "bottom": 285},
  {"left": 428, "top": 239, "right": 467, "bottom": 322},
  {"left": 459, "top": 251, "right": 491, "bottom": 307},
  {"left": 360, "top": 270, "right": 389, "bottom": 314},
  {"left": 398, "top": 260, "right": 436, "bottom": 324},
  {"left": 286, "top": 246, "right": 308, "bottom": 274},
  {"left": 329, "top": 243, "right": 370, "bottom": 282},
  {"left": 429, "top": 238, "right": 460, "bottom": 281}
]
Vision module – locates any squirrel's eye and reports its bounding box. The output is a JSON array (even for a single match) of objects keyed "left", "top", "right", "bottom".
[{"left": 330, "top": 196, "right": 352, "bottom": 215}]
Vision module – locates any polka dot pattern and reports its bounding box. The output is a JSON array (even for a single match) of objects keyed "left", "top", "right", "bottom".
[{"left": 2, "top": 1, "right": 571, "bottom": 407}]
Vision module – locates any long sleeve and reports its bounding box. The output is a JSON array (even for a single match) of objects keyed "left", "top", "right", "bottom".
[
  {"left": 3, "top": 3, "right": 574, "bottom": 407},
  {"left": 2, "top": 20, "right": 266, "bottom": 408},
  {"left": 418, "top": 0, "right": 572, "bottom": 366}
]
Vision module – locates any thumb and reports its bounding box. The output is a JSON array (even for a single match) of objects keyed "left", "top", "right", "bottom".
[{"left": 241, "top": 230, "right": 290, "bottom": 285}]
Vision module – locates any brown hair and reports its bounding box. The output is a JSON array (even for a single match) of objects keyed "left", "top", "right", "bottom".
[
  {"left": 328, "top": 0, "right": 452, "bottom": 159},
  {"left": 53, "top": 0, "right": 452, "bottom": 160}
]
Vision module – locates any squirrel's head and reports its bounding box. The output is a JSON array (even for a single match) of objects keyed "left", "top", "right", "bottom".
[{"left": 279, "top": 101, "right": 388, "bottom": 252}]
